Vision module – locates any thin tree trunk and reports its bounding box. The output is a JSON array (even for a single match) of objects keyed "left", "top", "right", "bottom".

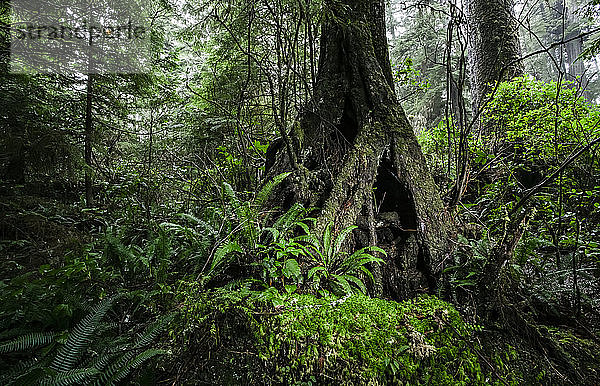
[
  {"left": 84, "top": 73, "right": 94, "bottom": 207},
  {"left": 0, "top": 2, "right": 25, "bottom": 183},
  {"left": 0, "top": 0, "right": 9, "bottom": 74},
  {"left": 146, "top": 108, "right": 154, "bottom": 222}
]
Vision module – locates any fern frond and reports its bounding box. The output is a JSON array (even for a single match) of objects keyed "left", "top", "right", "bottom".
[
  {"left": 262, "top": 227, "right": 280, "bottom": 243},
  {"left": 343, "top": 275, "right": 367, "bottom": 294},
  {"left": 176, "top": 213, "right": 203, "bottom": 225},
  {"left": 40, "top": 367, "right": 100, "bottom": 386},
  {"left": 103, "top": 349, "right": 166, "bottom": 385},
  {"left": 86, "top": 351, "right": 121, "bottom": 373},
  {"left": 332, "top": 274, "right": 352, "bottom": 294},
  {"left": 50, "top": 296, "right": 118, "bottom": 372},
  {"left": 323, "top": 222, "right": 334, "bottom": 263},
  {"left": 270, "top": 203, "right": 307, "bottom": 238},
  {"left": 104, "top": 234, "right": 135, "bottom": 269},
  {"left": 132, "top": 314, "right": 174, "bottom": 349},
  {"left": 222, "top": 182, "right": 241, "bottom": 213},
  {"left": 0, "top": 327, "right": 36, "bottom": 341},
  {"left": 0, "top": 357, "right": 42, "bottom": 385},
  {"left": 160, "top": 222, "right": 204, "bottom": 243},
  {"left": 294, "top": 234, "right": 323, "bottom": 261},
  {"left": 222, "top": 183, "right": 255, "bottom": 239},
  {"left": 6, "top": 366, "right": 47, "bottom": 386},
  {"left": 332, "top": 225, "right": 357, "bottom": 261},
  {"left": 177, "top": 213, "right": 216, "bottom": 235},
  {"left": 210, "top": 241, "right": 242, "bottom": 273},
  {"left": 0, "top": 331, "right": 56, "bottom": 353},
  {"left": 253, "top": 172, "right": 291, "bottom": 209},
  {"left": 91, "top": 351, "right": 132, "bottom": 386}
]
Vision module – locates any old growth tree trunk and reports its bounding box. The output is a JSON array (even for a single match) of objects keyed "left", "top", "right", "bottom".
[
  {"left": 466, "top": 0, "right": 523, "bottom": 126},
  {"left": 267, "top": 0, "right": 453, "bottom": 299}
]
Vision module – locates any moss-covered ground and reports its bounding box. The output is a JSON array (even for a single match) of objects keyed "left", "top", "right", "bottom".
[{"left": 174, "top": 286, "right": 516, "bottom": 385}]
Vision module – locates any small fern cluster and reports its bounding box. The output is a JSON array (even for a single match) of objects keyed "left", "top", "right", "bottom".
[
  {"left": 255, "top": 214, "right": 386, "bottom": 296},
  {"left": 297, "top": 221, "right": 386, "bottom": 295},
  {"left": 154, "top": 172, "right": 294, "bottom": 288}
]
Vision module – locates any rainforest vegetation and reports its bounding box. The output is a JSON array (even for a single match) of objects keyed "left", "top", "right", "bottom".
[{"left": 1, "top": 0, "right": 600, "bottom": 384}]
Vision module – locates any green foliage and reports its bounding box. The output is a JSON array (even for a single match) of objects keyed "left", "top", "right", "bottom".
[
  {"left": 253, "top": 214, "right": 385, "bottom": 296},
  {"left": 104, "top": 228, "right": 174, "bottom": 286},
  {"left": 221, "top": 172, "right": 292, "bottom": 251},
  {"left": 160, "top": 211, "right": 220, "bottom": 279},
  {"left": 420, "top": 75, "right": 600, "bottom": 328},
  {"left": 298, "top": 222, "right": 385, "bottom": 295},
  {"left": 146, "top": 172, "right": 296, "bottom": 288},
  {"left": 253, "top": 203, "right": 311, "bottom": 290},
  {"left": 418, "top": 118, "right": 461, "bottom": 185},
  {"left": 0, "top": 331, "right": 57, "bottom": 354},
  {"left": 0, "top": 296, "right": 169, "bottom": 385},
  {"left": 50, "top": 296, "right": 118, "bottom": 372},
  {"left": 0, "top": 74, "right": 81, "bottom": 186},
  {"left": 481, "top": 76, "right": 600, "bottom": 162},
  {"left": 393, "top": 57, "right": 431, "bottom": 92},
  {"left": 475, "top": 76, "right": 600, "bottom": 236},
  {"left": 389, "top": 2, "right": 452, "bottom": 129}
]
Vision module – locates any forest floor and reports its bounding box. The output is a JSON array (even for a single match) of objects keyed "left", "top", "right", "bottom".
[{"left": 1, "top": 191, "right": 599, "bottom": 384}]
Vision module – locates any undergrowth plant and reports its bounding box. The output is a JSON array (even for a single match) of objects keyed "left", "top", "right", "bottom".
[
  {"left": 254, "top": 203, "right": 311, "bottom": 292},
  {"left": 253, "top": 212, "right": 385, "bottom": 296},
  {"left": 419, "top": 75, "right": 600, "bottom": 322},
  {"left": 153, "top": 172, "right": 293, "bottom": 288},
  {"left": 0, "top": 295, "right": 170, "bottom": 385},
  {"left": 297, "top": 221, "right": 386, "bottom": 295}
]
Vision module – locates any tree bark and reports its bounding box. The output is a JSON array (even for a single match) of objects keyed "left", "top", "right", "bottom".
[
  {"left": 267, "top": 0, "right": 453, "bottom": 299},
  {"left": 466, "top": 0, "right": 523, "bottom": 125}
]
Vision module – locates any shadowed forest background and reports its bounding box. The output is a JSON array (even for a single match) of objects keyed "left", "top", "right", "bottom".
[{"left": 1, "top": 0, "right": 600, "bottom": 384}]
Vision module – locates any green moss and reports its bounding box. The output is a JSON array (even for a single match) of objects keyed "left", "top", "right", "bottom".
[
  {"left": 259, "top": 294, "right": 484, "bottom": 384},
  {"left": 176, "top": 287, "right": 492, "bottom": 384}
]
